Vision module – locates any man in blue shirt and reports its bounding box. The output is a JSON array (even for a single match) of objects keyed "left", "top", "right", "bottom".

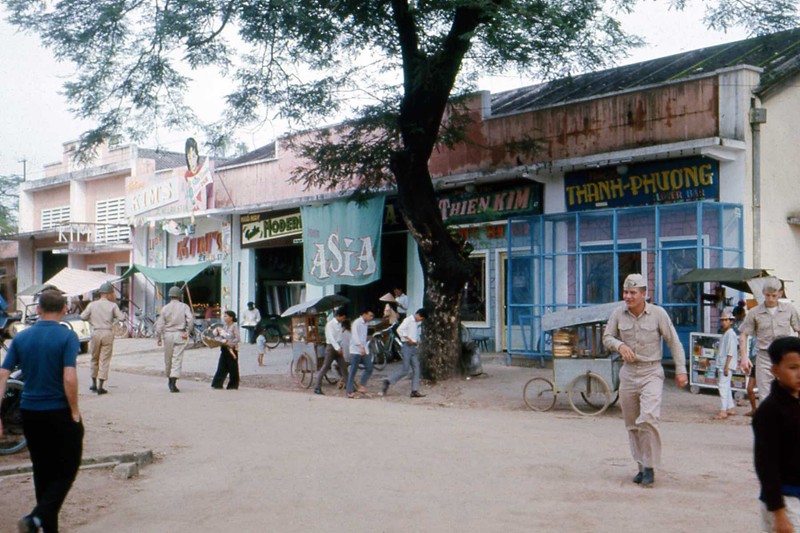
[{"left": 0, "top": 288, "right": 83, "bottom": 533}]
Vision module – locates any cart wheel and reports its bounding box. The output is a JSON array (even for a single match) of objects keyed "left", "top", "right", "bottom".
[
  {"left": 567, "top": 372, "right": 611, "bottom": 416},
  {"left": 112, "top": 320, "right": 129, "bottom": 339},
  {"left": 324, "top": 361, "right": 342, "bottom": 385},
  {"left": 689, "top": 385, "right": 700, "bottom": 395},
  {"left": 523, "top": 377, "right": 556, "bottom": 412},
  {"left": 0, "top": 379, "right": 27, "bottom": 455},
  {"left": 295, "top": 354, "right": 314, "bottom": 388}
]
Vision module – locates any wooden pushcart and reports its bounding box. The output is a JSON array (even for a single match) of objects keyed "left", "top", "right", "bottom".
[{"left": 280, "top": 295, "right": 350, "bottom": 389}]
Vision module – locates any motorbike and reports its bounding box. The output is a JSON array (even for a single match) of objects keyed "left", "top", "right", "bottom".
[{"left": 0, "top": 367, "right": 26, "bottom": 455}]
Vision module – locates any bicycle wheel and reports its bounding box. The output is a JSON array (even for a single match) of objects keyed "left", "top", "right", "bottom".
[
  {"left": 522, "top": 377, "right": 556, "bottom": 412},
  {"left": 264, "top": 326, "right": 282, "bottom": 349},
  {"left": 112, "top": 320, "right": 129, "bottom": 339},
  {"left": 295, "top": 354, "right": 314, "bottom": 388},
  {"left": 0, "top": 379, "right": 26, "bottom": 455},
  {"left": 370, "top": 338, "right": 387, "bottom": 370},
  {"left": 567, "top": 372, "right": 611, "bottom": 416}
]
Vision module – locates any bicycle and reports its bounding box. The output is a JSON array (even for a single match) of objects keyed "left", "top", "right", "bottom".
[
  {"left": 368, "top": 323, "right": 402, "bottom": 371},
  {"left": 260, "top": 315, "right": 290, "bottom": 349},
  {"left": 0, "top": 368, "right": 26, "bottom": 455},
  {"left": 132, "top": 311, "right": 158, "bottom": 338}
]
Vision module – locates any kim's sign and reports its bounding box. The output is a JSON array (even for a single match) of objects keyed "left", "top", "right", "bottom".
[{"left": 564, "top": 157, "right": 719, "bottom": 211}]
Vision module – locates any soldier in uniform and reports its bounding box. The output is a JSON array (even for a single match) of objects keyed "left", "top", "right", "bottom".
[
  {"left": 738, "top": 276, "right": 800, "bottom": 404},
  {"left": 603, "top": 274, "right": 687, "bottom": 487},
  {"left": 80, "top": 282, "right": 124, "bottom": 395},
  {"left": 156, "top": 286, "right": 194, "bottom": 393}
]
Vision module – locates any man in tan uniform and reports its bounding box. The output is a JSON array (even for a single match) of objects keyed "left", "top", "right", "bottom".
[
  {"left": 156, "top": 286, "right": 194, "bottom": 393},
  {"left": 738, "top": 277, "right": 800, "bottom": 404},
  {"left": 603, "top": 274, "right": 687, "bottom": 488},
  {"left": 80, "top": 282, "right": 125, "bottom": 395}
]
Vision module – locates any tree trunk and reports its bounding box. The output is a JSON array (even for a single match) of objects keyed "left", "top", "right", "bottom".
[{"left": 390, "top": 148, "right": 472, "bottom": 381}]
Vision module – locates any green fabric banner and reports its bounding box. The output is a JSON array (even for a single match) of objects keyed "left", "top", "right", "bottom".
[{"left": 301, "top": 196, "right": 385, "bottom": 286}]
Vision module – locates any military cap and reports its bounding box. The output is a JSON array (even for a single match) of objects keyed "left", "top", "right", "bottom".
[{"left": 623, "top": 273, "right": 647, "bottom": 289}]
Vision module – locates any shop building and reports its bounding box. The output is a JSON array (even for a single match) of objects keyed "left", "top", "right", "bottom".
[
  {"left": 15, "top": 141, "right": 185, "bottom": 308},
  {"left": 420, "top": 28, "right": 800, "bottom": 360}
]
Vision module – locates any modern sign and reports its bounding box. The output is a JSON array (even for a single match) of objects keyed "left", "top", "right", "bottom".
[
  {"left": 241, "top": 211, "right": 302, "bottom": 246},
  {"left": 564, "top": 156, "right": 720, "bottom": 211}
]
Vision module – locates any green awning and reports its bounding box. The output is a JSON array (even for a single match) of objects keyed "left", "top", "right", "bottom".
[
  {"left": 120, "top": 262, "right": 215, "bottom": 284},
  {"left": 673, "top": 268, "right": 771, "bottom": 293}
]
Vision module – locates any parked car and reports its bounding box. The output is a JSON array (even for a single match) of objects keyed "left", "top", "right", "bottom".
[{"left": 9, "top": 301, "right": 92, "bottom": 354}]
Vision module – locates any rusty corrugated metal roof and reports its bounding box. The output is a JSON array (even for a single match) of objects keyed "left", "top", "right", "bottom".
[{"left": 491, "top": 27, "right": 800, "bottom": 116}]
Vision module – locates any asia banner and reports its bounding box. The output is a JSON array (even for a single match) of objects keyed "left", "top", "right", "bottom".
[
  {"left": 564, "top": 156, "right": 719, "bottom": 211},
  {"left": 301, "top": 196, "right": 385, "bottom": 286}
]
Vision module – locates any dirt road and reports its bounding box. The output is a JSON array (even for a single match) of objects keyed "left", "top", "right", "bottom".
[{"left": 0, "top": 341, "right": 760, "bottom": 532}]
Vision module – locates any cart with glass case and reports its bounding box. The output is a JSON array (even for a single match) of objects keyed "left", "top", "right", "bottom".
[
  {"left": 523, "top": 302, "right": 623, "bottom": 416},
  {"left": 280, "top": 295, "right": 350, "bottom": 389}
]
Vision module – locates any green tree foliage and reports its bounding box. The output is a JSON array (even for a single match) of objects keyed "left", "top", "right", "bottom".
[
  {"left": 3, "top": 0, "right": 796, "bottom": 378},
  {"left": 0, "top": 174, "right": 22, "bottom": 235}
]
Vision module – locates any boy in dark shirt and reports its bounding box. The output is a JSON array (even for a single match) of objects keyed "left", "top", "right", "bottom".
[{"left": 753, "top": 336, "right": 800, "bottom": 532}]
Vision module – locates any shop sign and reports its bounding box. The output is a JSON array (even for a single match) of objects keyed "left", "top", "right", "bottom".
[
  {"left": 564, "top": 157, "right": 719, "bottom": 211},
  {"left": 176, "top": 231, "right": 223, "bottom": 261},
  {"left": 437, "top": 185, "right": 541, "bottom": 225},
  {"left": 127, "top": 176, "right": 181, "bottom": 216},
  {"left": 301, "top": 196, "right": 385, "bottom": 286},
  {"left": 241, "top": 212, "right": 302, "bottom": 246}
]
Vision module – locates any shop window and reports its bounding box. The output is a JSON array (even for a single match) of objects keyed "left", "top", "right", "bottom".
[
  {"left": 581, "top": 241, "right": 645, "bottom": 304},
  {"left": 461, "top": 252, "right": 488, "bottom": 325}
]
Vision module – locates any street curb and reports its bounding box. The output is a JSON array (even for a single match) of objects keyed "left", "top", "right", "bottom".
[{"left": 0, "top": 450, "right": 154, "bottom": 478}]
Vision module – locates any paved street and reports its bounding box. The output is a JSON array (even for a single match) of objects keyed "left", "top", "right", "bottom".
[{"left": 2, "top": 339, "right": 761, "bottom": 532}]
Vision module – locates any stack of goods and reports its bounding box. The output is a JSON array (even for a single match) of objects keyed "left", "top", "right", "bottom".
[{"left": 553, "top": 329, "right": 574, "bottom": 358}]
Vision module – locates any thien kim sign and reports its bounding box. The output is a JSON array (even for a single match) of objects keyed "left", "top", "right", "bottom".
[{"left": 564, "top": 157, "right": 720, "bottom": 211}]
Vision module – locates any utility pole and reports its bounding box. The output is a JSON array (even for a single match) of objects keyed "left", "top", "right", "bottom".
[{"left": 18, "top": 158, "right": 27, "bottom": 180}]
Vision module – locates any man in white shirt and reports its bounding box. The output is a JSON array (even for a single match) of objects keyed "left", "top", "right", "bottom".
[
  {"left": 242, "top": 301, "right": 262, "bottom": 344},
  {"left": 314, "top": 308, "right": 348, "bottom": 394},
  {"left": 393, "top": 286, "right": 409, "bottom": 317},
  {"left": 382, "top": 308, "right": 428, "bottom": 398},
  {"left": 346, "top": 308, "right": 375, "bottom": 397}
]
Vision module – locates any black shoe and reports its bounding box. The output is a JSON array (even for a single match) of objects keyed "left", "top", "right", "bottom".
[
  {"left": 89, "top": 382, "right": 97, "bottom": 392},
  {"left": 18, "top": 514, "right": 40, "bottom": 532},
  {"left": 632, "top": 471, "right": 643, "bottom": 484},
  {"left": 313, "top": 388, "right": 324, "bottom": 395},
  {"left": 640, "top": 468, "right": 655, "bottom": 487},
  {"left": 410, "top": 391, "right": 426, "bottom": 398},
  {"left": 168, "top": 378, "right": 180, "bottom": 393},
  {"left": 381, "top": 379, "right": 390, "bottom": 396},
  {"left": 97, "top": 388, "right": 108, "bottom": 395},
  {"left": 212, "top": 386, "right": 223, "bottom": 389}
]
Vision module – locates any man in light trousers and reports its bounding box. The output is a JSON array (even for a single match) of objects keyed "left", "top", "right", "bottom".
[
  {"left": 80, "top": 282, "right": 124, "bottom": 395},
  {"left": 382, "top": 308, "right": 428, "bottom": 398},
  {"left": 603, "top": 274, "right": 687, "bottom": 488},
  {"left": 738, "top": 276, "right": 800, "bottom": 404},
  {"left": 156, "top": 286, "right": 195, "bottom": 393}
]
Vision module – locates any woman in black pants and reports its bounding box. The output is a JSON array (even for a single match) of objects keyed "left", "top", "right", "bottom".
[{"left": 211, "top": 310, "right": 241, "bottom": 390}]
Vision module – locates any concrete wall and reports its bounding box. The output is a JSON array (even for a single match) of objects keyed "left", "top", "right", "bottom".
[
  {"left": 31, "top": 185, "right": 70, "bottom": 231},
  {"left": 759, "top": 75, "right": 800, "bottom": 302}
]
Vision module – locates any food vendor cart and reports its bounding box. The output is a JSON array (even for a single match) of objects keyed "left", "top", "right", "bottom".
[
  {"left": 673, "top": 267, "right": 773, "bottom": 397},
  {"left": 280, "top": 295, "right": 349, "bottom": 388},
  {"left": 523, "top": 302, "right": 623, "bottom": 416}
]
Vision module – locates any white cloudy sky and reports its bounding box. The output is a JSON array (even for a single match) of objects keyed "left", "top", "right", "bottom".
[{"left": 0, "top": 1, "right": 749, "bottom": 180}]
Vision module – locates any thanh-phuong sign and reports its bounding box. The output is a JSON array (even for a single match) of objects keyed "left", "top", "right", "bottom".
[{"left": 564, "top": 157, "right": 719, "bottom": 211}]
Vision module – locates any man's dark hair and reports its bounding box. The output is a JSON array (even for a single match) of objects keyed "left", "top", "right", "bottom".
[
  {"left": 341, "top": 319, "right": 351, "bottom": 331},
  {"left": 334, "top": 307, "right": 347, "bottom": 317},
  {"left": 732, "top": 306, "right": 746, "bottom": 320},
  {"left": 415, "top": 308, "right": 429, "bottom": 319},
  {"left": 361, "top": 307, "right": 373, "bottom": 316},
  {"left": 38, "top": 289, "right": 67, "bottom": 313},
  {"left": 768, "top": 336, "right": 800, "bottom": 365}
]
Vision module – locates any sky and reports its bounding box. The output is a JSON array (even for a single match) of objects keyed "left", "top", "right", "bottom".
[{"left": 0, "top": 1, "right": 751, "bottom": 181}]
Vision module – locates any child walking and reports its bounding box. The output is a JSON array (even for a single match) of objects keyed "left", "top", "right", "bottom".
[
  {"left": 256, "top": 328, "right": 266, "bottom": 367},
  {"left": 715, "top": 309, "right": 737, "bottom": 419},
  {"left": 753, "top": 336, "right": 800, "bottom": 533}
]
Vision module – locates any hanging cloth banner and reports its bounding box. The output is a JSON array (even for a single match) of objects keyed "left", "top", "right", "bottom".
[{"left": 301, "top": 196, "right": 385, "bottom": 286}]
